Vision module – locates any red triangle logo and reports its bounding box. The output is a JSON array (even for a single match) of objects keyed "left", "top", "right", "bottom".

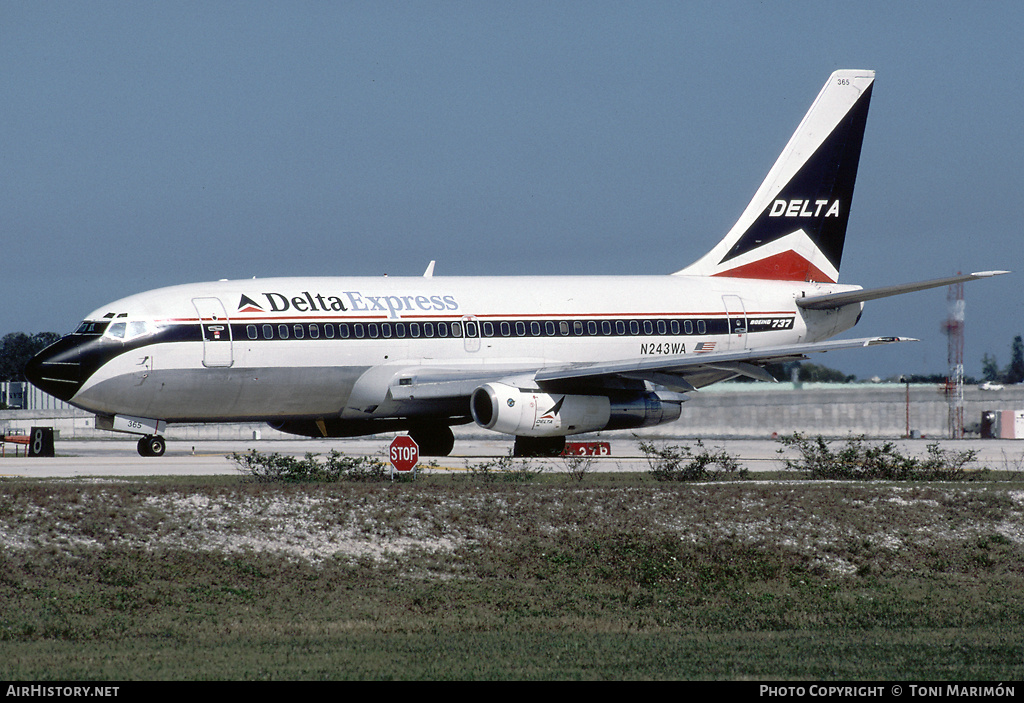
[{"left": 238, "top": 294, "right": 264, "bottom": 313}]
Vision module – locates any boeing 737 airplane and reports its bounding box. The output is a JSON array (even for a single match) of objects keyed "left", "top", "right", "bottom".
[{"left": 26, "top": 70, "right": 1006, "bottom": 456}]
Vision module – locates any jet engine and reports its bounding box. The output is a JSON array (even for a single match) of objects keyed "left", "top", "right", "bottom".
[{"left": 470, "top": 382, "right": 683, "bottom": 437}]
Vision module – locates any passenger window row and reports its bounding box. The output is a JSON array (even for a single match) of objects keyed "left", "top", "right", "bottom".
[{"left": 241, "top": 318, "right": 718, "bottom": 341}]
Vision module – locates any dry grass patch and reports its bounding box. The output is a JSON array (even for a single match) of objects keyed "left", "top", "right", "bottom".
[{"left": 1, "top": 476, "right": 1022, "bottom": 679}]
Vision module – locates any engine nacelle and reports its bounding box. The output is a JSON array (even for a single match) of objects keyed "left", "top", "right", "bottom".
[
  {"left": 606, "top": 391, "right": 683, "bottom": 431},
  {"left": 471, "top": 383, "right": 610, "bottom": 436},
  {"left": 470, "top": 382, "right": 683, "bottom": 437}
]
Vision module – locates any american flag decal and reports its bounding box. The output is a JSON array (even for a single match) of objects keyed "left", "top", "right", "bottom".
[{"left": 694, "top": 342, "right": 716, "bottom": 353}]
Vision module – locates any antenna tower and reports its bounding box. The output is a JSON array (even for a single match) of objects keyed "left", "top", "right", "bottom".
[{"left": 943, "top": 274, "right": 965, "bottom": 438}]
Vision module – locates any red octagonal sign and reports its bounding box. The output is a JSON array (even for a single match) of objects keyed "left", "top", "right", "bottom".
[{"left": 389, "top": 435, "right": 419, "bottom": 473}]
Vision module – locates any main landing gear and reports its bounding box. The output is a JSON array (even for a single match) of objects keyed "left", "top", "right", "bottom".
[
  {"left": 137, "top": 435, "right": 166, "bottom": 457},
  {"left": 513, "top": 436, "right": 566, "bottom": 457},
  {"left": 407, "top": 423, "right": 455, "bottom": 457}
]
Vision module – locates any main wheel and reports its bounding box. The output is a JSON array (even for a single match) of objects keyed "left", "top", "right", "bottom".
[
  {"left": 513, "top": 435, "right": 566, "bottom": 457},
  {"left": 407, "top": 423, "right": 455, "bottom": 456},
  {"left": 137, "top": 435, "right": 166, "bottom": 457}
]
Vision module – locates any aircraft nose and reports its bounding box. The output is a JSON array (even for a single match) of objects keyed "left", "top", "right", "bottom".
[{"left": 24, "top": 337, "right": 91, "bottom": 403}]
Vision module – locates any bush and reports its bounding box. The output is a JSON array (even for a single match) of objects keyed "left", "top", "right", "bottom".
[
  {"left": 465, "top": 452, "right": 545, "bottom": 482},
  {"left": 561, "top": 452, "right": 595, "bottom": 482},
  {"left": 231, "top": 449, "right": 388, "bottom": 483},
  {"left": 639, "top": 439, "right": 747, "bottom": 482},
  {"left": 776, "top": 433, "right": 980, "bottom": 481}
]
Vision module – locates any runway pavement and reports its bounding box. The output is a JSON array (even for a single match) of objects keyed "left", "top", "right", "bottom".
[{"left": 3, "top": 435, "right": 1024, "bottom": 478}]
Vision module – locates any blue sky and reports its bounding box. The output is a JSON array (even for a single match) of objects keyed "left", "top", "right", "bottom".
[{"left": 3, "top": 1, "right": 1022, "bottom": 380}]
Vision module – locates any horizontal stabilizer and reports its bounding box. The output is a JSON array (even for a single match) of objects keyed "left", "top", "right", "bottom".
[{"left": 797, "top": 271, "right": 1009, "bottom": 310}]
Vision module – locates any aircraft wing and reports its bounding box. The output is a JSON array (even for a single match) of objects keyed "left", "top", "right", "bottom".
[
  {"left": 388, "top": 336, "right": 915, "bottom": 400},
  {"left": 534, "top": 336, "right": 914, "bottom": 391}
]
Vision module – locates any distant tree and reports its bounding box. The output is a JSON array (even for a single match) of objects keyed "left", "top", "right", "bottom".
[
  {"left": 903, "top": 373, "right": 951, "bottom": 384},
  {"left": 1008, "top": 335, "right": 1024, "bottom": 384},
  {"left": 795, "top": 362, "right": 856, "bottom": 383},
  {"left": 743, "top": 361, "right": 854, "bottom": 383},
  {"left": 981, "top": 353, "right": 1001, "bottom": 382},
  {"left": 0, "top": 332, "right": 61, "bottom": 382}
]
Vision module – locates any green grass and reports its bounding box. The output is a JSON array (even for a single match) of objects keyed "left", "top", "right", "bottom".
[{"left": 1, "top": 476, "right": 1022, "bottom": 679}]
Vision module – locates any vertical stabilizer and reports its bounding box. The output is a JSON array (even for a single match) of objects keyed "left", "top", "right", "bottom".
[{"left": 675, "top": 70, "right": 875, "bottom": 283}]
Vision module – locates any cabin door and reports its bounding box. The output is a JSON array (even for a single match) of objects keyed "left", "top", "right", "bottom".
[
  {"left": 721, "top": 295, "right": 748, "bottom": 350},
  {"left": 192, "top": 297, "right": 234, "bottom": 368}
]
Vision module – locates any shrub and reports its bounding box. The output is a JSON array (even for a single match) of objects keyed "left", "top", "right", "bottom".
[
  {"left": 639, "top": 439, "right": 747, "bottom": 481},
  {"left": 561, "top": 452, "right": 595, "bottom": 482},
  {"left": 465, "top": 452, "right": 545, "bottom": 482},
  {"left": 231, "top": 449, "right": 388, "bottom": 483},
  {"left": 775, "top": 433, "right": 980, "bottom": 480}
]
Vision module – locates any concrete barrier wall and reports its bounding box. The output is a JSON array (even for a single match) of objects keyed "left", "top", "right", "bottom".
[
  {"left": 651, "top": 383, "right": 1024, "bottom": 439},
  {"left": 3, "top": 383, "right": 1023, "bottom": 441}
]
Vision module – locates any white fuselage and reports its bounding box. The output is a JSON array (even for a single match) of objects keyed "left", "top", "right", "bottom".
[{"left": 52, "top": 274, "right": 861, "bottom": 424}]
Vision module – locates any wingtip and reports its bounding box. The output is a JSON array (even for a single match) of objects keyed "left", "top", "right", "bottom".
[{"left": 868, "top": 336, "right": 919, "bottom": 346}]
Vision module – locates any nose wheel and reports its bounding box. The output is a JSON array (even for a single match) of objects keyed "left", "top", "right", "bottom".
[{"left": 137, "top": 435, "right": 166, "bottom": 457}]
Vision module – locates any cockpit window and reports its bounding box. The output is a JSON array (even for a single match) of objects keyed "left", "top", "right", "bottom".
[
  {"left": 128, "top": 321, "right": 149, "bottom": 338},
  {"left": 74, "top": 321, "right": 109, "bottom": 335},
  {"left": 102, "top": 320, "right": 157, "bottom": 342}
]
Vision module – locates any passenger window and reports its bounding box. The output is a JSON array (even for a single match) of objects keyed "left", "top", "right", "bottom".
[{"left": 247, "top": 325, "right": 258, "bottom": 340}]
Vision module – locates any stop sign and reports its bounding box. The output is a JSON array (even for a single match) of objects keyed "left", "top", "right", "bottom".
[{"left": 389, "top": 435, "right": 419, "bottom": 472}]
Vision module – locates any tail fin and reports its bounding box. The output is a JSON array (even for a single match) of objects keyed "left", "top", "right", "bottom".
[{"left": 675, "top": 70, "right": 875, "bottom": 283}]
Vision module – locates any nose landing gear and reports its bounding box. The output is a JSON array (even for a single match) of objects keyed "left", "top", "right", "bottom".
[{"left": 137, "top": 435, "right": 166, "bottom": 457}]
